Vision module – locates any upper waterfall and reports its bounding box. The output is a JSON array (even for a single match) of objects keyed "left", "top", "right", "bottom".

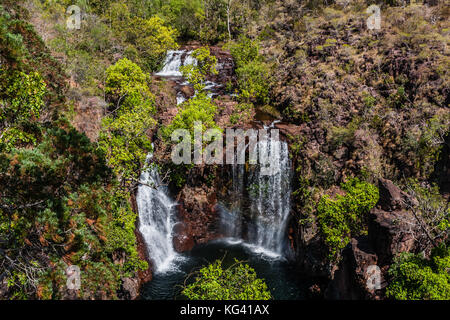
[{"left": 155, "top": 50, "right": 197, "bottom": 77}]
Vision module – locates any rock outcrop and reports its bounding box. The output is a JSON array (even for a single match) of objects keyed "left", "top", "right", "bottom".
[
  {"left": 176, "top": 183, "right": 220, "bottom": 250},
  {"left": 326, "top": 178, "right": 418, "bottom": 300},
  {"left": 326, "top": 237, "right": 381, "bottom": 300}
]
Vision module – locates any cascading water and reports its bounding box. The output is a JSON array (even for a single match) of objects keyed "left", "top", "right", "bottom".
[
  {"left": 248, "top": 138, "right": 291, "bottom": 255},
  {"left": 220, "top": 130, "right": 292, "bottom": 258},
  {"left": 137, "top": 50, "right": 205, "bottom": 274},
  {"left": 142, "top": 50, "right": 305, "bottom": 300},
  {"left": 136, "top": 155, "right": 180, "bottom": 273},
  {"left": 155, "top": 50, "right": 197, "bottom": 77}
]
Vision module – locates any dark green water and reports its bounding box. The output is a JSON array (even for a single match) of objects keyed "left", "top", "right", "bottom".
[{"left": 141, "top": 240, "right": 311, "bottom": 300}]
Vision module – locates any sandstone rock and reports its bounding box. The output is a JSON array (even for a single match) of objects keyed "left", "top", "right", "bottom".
[
  {"left": 326, "top": 178, "right": 419, "bottom": 299},
  {"left": 121, "top": 277, "right": 139, "bottom": 300},
  {"left": 274, "top": 122, "right": 304, "bottom": 137},
  {"left": 377, "top": 178, "right": 410, "bottom": 211},
  {"left": 326, "top": 237, "right": 382, "bottom": 300},
  {"left": 369, "top": 208, "right": 417, "bottom": 266},
  {"left": 172, "top": 221, "right": 195, "bottom": 252},
  {"left": 179, "top": 85, "right": 195, "bottom": 98},
  {"left": 368, "top": 178, "right": 418, "bottom": 266}
]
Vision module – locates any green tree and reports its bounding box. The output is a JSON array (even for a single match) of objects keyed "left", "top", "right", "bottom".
[
  {"left": 0, "top": 70, "right": 47, "bottom": 152},
  {"left": 165, "top": 46, "right": 220, "bottom": 139},
  {"left": 180, "top": 46, "right": 218, "bottom": 92},
  {"left": 157, "top": 0, "right": 204, "bottom": 40},
  {"left": 104, "top": 57, "right": 151, "bottom": 110},
  {"left": 124, "top": 15, "right": 178, "bottom": 72},
  {"left": 182, "top": 259, "right": 272, "bottom": 300},
  {"left": 99, "top": 58, "right": 156, "bottom": 183},
  {"left": 0, "top": 6, "right": 26, "bottom": 65},
  {"left": 225, "top": 36, "right": 271, "bottom": 104}
]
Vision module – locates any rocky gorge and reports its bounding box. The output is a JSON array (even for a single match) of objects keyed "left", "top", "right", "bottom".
[
  {"left": 134, "top": 39, "right": 448, "bottom": 299},
  {"left": 1, "top": 0, "right": 447, "bottom": 301}
]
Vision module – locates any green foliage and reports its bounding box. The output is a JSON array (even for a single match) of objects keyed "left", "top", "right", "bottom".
[
  {"left": 226, "top": 35, "right": 260, "bottom": 68},
  {"left": 104, "top": 58, "right": 152, "bottom": 110},
  {"left": 163, "top": 93, "right": 219, "bottom": 142},
  {"left": 387, "top": 245, "right": 450, "bottom": 300},
  {"left": 180, "top": 47, "right": 218, "bottom": 92},
  {"left": 0, "top": 6, "right": 26, "bottom": 65},
  {"left": 146, "top": 0, "right": 229, "bottom": 43},
  {"left": 164, "top": 47, "right": 220, "bottom": 140},
  {"left": 225, "top": 36, "right": 271, "bottom": 104},
  {"left": 0, "top": 70, "right": 47, "bottom": 152},
  {"left": 161, "top": 47, "right": 225, "bottom": 185},
  {"left": 317, "top": 178, "right": 379, "bottom": 261},
  {"left": 182, "top": 259, "right": 272, "bottom": 300},
  {"left": 155, "top": 0, "right": 204, "bottom": 40},
  {"left": 123, "top": 15, "right": 178, "bottom": 72},
  {"left": 0, "top": 125, "right": 147, "bottom": 299},
  {"left": 100, "top": 59, "right": 156, "bottom": 181},
  {"left": 67, "top": 2, "right": 178, "bottom": 72},
  {"left": 236, "top": 61, "right": 271, "bottom": 104},
  {"left": 0, "top": 3, "right": 147, "bottom": 300}
]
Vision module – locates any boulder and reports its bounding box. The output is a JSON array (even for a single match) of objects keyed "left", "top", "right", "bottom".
[
  {"left": 172, "top": 221, "right": 195, "bottom": 252},
  {"left": 326, "top": 178, "right": 418, "bottom": 299},
  {"left": 369, "top": 209, "right": 417, "bottom": 266},
  {"left": 121, "top": 277, "right": 139, "bottom": 300},
  {"left": 176, "top": 183, "right": 219, "bottom": 246},
  {"left": 326, "top": 237, "right": 383, "bottom": 300},
  {"left": 368, "top": 178, "right": 418, "bottom": 266},
  {"left": 179, "top": 85, "right": 195, "bottom": 98},
  {"left": 377, "top": 178, "right": 412, "bottom": 211},
  {"left": 274, "top": 122, "right": 304, "bottom": 138}
]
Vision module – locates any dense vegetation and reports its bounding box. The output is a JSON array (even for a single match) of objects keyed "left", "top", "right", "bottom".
[
  {"left": 387, "top": 245, "right": 450, "bottom": 300},
  {"left": 0, "top": 0, "right": 448, "bottom": 301},
  {"left": 0, "top": 2, "right": 147, "bottom": 299}
]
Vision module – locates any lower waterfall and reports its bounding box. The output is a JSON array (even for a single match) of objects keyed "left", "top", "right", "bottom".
[{"left": 136, "top": 155, "right": 181, "bottom": 273}]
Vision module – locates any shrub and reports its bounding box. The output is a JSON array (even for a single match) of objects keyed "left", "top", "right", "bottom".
[
  {"left": 180, "top": 46, "right": 218, "bottom": 92},
  {"left": 125, "top": 15, "right": 178, "bottom": 72},
  {"left": 0, "top": 70, "right": 47, "bottom": 152},
  {"left": 164, "top": 46, "right": 220, "bottom": 139},
  {"left": 182, "top": 259, "right": 272, "bottom": 300},
  {"left": 162, "top": 93, "right": 219, "bottom": 141}
]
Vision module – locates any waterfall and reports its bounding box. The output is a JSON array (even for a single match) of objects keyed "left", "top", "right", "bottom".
[
  {"left": 220, "top": 132, "right": 292, "bottom": 259},
  {"left": 155, "top": 49, "right": 222, "bottom": 102},
  {"left": 155, "top": 50, "right": 184, "bottom": 77},
  {"left": 155, "top": 50, "right": 197, "bottom": 77},
  {"left": 136, "top": 155, "right": 180, "bottom": 273},
  {"left": 248, "top": 138, "right": 291, "bottom": 255},
  {"left": 138, "top": 49, "right": 221, "bottom": 273}
]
